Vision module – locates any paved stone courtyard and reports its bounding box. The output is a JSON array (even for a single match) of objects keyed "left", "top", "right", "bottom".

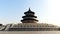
[{"left": 0, "top": 31, "right": 60, "bottom": 34}]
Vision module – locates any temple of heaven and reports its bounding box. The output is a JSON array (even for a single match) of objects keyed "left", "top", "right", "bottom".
[{"left": 0, "top": 8, "right": 59, "bottom": 31}]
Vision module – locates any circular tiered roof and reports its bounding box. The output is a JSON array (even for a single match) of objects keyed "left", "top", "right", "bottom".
[
  {"left": 24, "top": 8, "right": 35, "bottom": 14},
  {"left": 22, "top": 15, "right": 37, "bottom": 18},
  {"left": 21, "top": 8, "right": 38, "bottom": 23}
]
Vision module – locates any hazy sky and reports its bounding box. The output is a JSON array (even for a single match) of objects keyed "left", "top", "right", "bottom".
[{"left": 0, "top": 0, "right": 60, "bottom": 26}]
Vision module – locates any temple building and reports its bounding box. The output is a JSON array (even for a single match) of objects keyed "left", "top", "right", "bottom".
[
  {"left": 0, "top": 8, "right": 60, "bottom": 31},
  {"left": 21, "top": 8, "right": 38, "bottom": 23}
]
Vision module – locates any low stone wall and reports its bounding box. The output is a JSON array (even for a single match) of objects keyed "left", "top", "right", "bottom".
[{"left": 0, "top": 31, "right": 60, "bottom": 34}]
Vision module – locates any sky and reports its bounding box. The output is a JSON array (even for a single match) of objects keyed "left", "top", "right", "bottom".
[{"left": 0, "top": 0, "right": 60, "bottom": 26}]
